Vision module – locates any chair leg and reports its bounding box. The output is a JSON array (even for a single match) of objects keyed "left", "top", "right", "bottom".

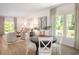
[
  {"left": 59, "top": 48, "right": 61, "bottom": 55},
  {"left": 58, "top": 46, "right": 61, "bottom": 55},
  {"left": 56, "top": 47, "right": 58, "bottom": 55},
  {"left": 36, "top": 47, "right": 38, "bottom": 55},
  {"left": 55, "top": 47, "right": 61, "bottom": 55},
  {"left": 52, "top": 47, "right": 57, "bottom": 55},
  {"left": 52, "top": 49, "right": 53, "bottom": 55}
]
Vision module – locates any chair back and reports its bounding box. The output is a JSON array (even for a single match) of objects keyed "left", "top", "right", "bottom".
[
  {"left": 53, "top": 36, "right": 62, "bottom": 45},
  {"left": 39, "top": 37, "right": 53, "bottom": 54},
  {"left": 6, "top": 32, "right": 16, "bottom": 43}
]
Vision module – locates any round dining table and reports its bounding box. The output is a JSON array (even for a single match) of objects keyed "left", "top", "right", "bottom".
[{"left": 30, "top": 35, "right": 57, "bottom": 55}]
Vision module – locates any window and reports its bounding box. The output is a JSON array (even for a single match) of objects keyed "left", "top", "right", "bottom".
[
  {"left": 4, "top": 17, "right": 14, "bottom": 33},
  {"left": 66, "top": 14, "right": 75, "bottom": 38},
  {"left": 55, "top": 14, "right": 75, "bottom": 39},
  {"left": 55, "top": 15, "right": 64, "bottom": 36}
]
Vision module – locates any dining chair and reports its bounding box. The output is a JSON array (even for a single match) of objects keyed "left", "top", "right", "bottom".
[
  {"left": 38, "top": 37, "right": 53, "bottom": 55},
  {"left": 51, "top": 36, "right": 62, "bottom": 55},
  {"left": 6, "top": 32, "right": 16, "bottom": 43},
  {"left": 25, "top": 33, "right": 36, "bottom": 55}
]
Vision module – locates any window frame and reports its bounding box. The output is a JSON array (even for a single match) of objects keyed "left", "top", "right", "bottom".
[
  {"left": 55, "top": 15, "right": 64, "bottom": 37},
  {"left": 54, "top": 14, "right": 75, "bottom": 39},
  {"left": 4, "top": 17, "right": 15, "bottom": 34},
  {"left": 66, "top": 14, "right": 75, "bottom": 39}
]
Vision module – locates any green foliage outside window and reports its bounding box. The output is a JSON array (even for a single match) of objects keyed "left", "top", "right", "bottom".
[
  {"left": 55, "top": 16, "right": 64, "bottom": 36},
  {"left": 55, "top": 14, "right": 75, "bottom": 38},
  {"left": 4, "top": 21, "right": 14, "bottom": 33},
  {"left": 56, "top": 16, "right": 64, "bottom": 30},
  {"left": 67, "top": 14, "right": 75, "bottom": 38}
]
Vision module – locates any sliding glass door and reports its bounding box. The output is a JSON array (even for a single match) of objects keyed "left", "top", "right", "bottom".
[{"left": 54, "top": 14, "right": 75, "bottom": 46}]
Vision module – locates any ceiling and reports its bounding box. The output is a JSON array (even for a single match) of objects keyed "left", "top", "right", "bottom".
[{"left": 0, "top": 3, "right": 61, "bottom": 16}]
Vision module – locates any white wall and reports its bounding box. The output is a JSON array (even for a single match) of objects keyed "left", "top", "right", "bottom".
[
  {"left": 56, "top": 3, "right": 75, "bottom": 15},
  {"left": 26, "top": 8, "right": 51, "bottom": 26},
  {"left": 17, "top": 17, "right": 27, "bottom": 31},
  {"left": 16, "top": 8, "right": 52, "bottom": 35}
]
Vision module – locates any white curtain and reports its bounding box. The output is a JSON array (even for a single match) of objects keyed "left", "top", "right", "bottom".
[
  {"left": 56, "top": 3, "right": 75, "bottom": 15},
  {"left": 14, "top": 17, "right": 17, "bottom": 32},
  {"left": 75, "top": 3, "right": 79, "bottom": 49},
  {"left": 50, "top": 8, "right": 56, "bottom": 36},
  {"left": 0, "top": 16, "right": 4, "bottom": 36}
]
